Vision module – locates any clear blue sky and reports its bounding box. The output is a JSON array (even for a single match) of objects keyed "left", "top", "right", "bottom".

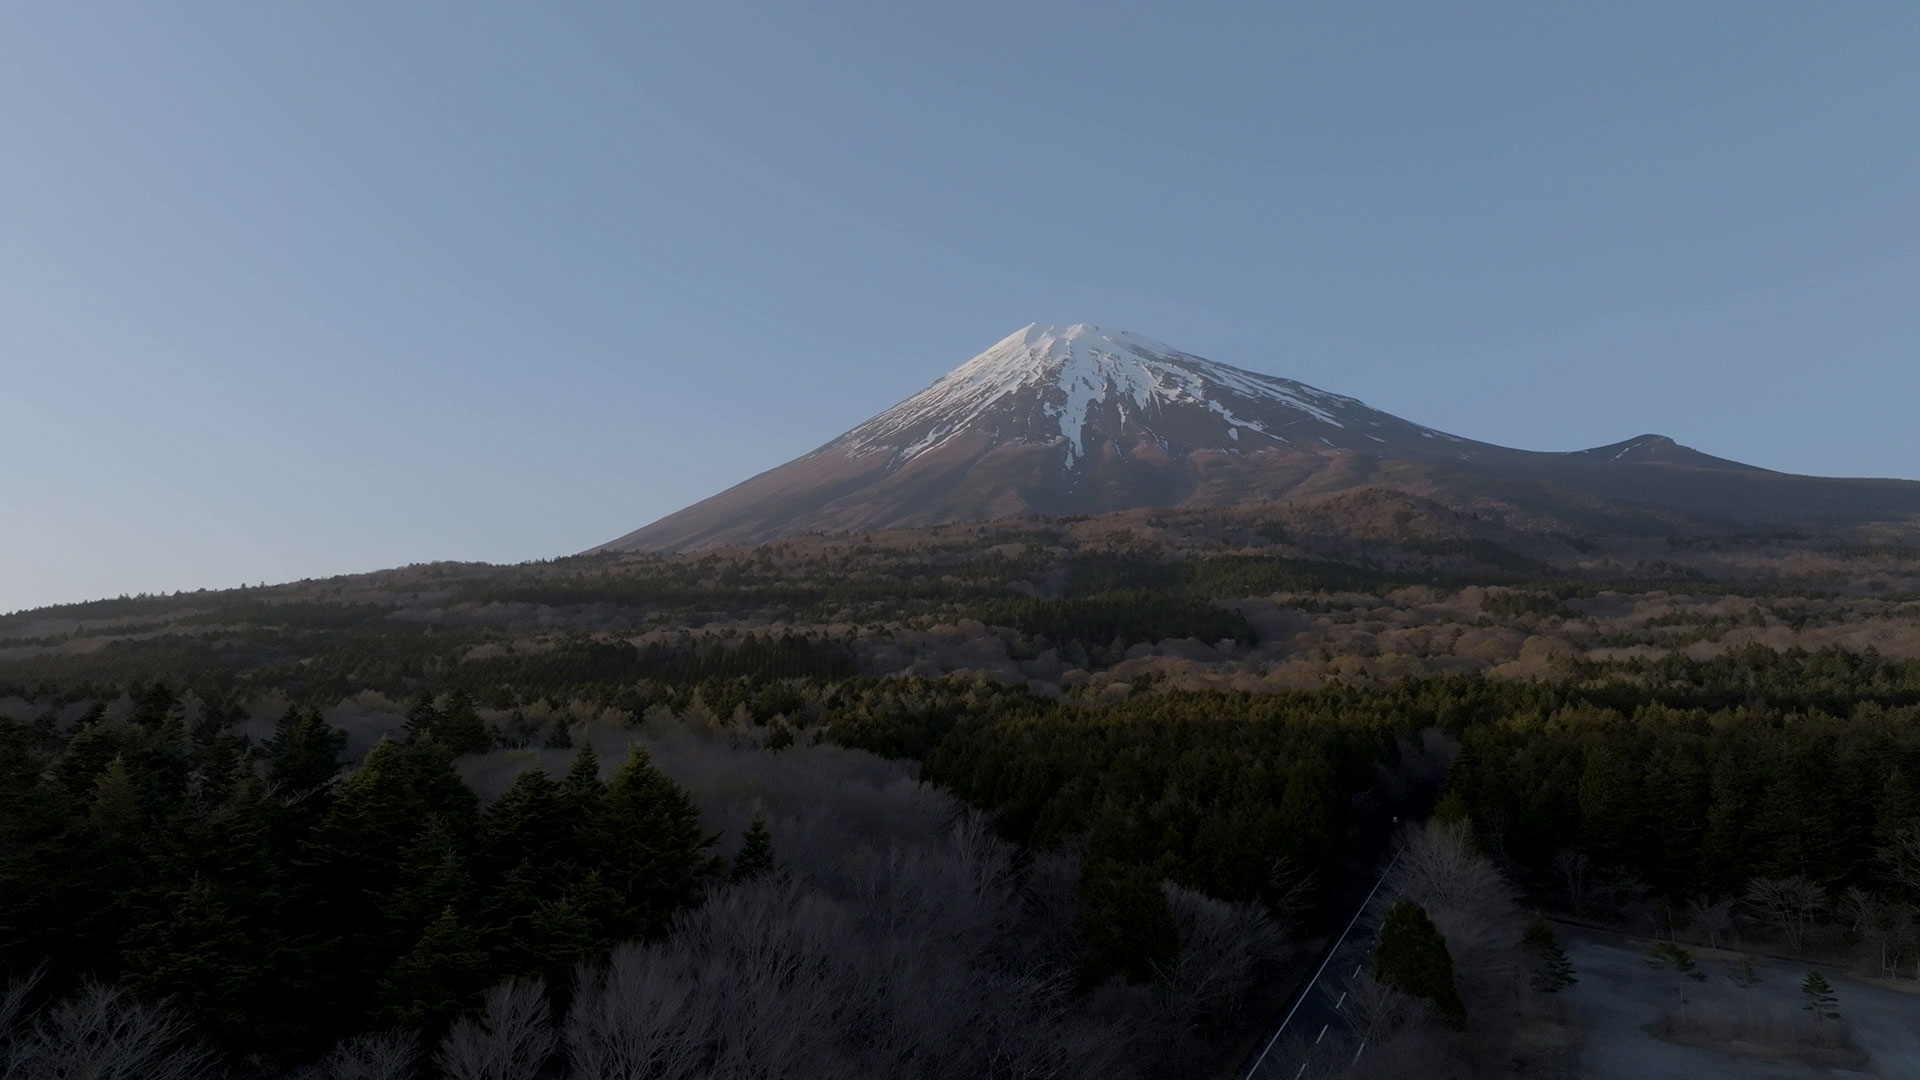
[{"left": 5, "top": 3, "right": 1918, "bottom": 612}]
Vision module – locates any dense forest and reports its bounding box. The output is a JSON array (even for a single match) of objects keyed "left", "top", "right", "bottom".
[
  {"left": 5, "top": 519, "right": 1920, "bottom": 1077},
  {"left": 7, "top": 641, "right": 1920, "bottom": 1076},
  {"left": 0, "top": 685, "right": 1296, "bottom": 1078},
  {"left": 0, "top": 686, "right": 714, "bottom": 1064}
]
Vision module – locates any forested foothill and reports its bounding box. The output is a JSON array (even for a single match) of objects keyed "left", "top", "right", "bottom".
[{"left": 3, "top": 496, "right": 1920, "bottom": 1077}]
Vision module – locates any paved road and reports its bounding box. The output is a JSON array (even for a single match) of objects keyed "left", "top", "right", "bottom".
[
  {"left": 1236, "top": 769, "right": 1438, "bottom": 1080},
  {"left": 1242, "top": 855, "right": 1396, "bottom": 1079}
]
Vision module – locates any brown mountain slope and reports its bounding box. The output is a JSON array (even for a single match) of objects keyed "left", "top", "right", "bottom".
[{"left": 598, "top": 324, "right": 1920, "bottom": 552}]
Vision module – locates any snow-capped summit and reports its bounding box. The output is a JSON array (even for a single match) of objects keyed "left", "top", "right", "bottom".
[
  {"left": 594, "top": 323, "right": 1912, "bottom": 554},
  {"left": 829, "top": 322, "right": 1449, "bottom": 470}
]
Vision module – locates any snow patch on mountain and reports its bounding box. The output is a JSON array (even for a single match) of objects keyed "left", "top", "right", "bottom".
[{"left": 839, "top": 323, "right": 1373, "bottom": 467}]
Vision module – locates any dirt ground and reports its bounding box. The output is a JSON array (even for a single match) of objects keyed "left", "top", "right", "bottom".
[{"left": 1564, "top": 931, "right": 1920, "bottom": 1079}]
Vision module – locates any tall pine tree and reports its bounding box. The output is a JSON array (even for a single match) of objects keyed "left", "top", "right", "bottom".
[
  {"left": 267, "top": 706, "right": 348, "bottom": 793},
  {"left": 596, "top": 745, "right": 713, "bottom": 937},
  {"left": 1375, "top": 899, "right": 1467, "bottom": 1029},
  {"left": 377, "top": 906, "right": 489, "bottom": 1033},
  {"left": 730, "top": 814, "right": 776, "bottom": 883},
  {"left": 1073, "top": 859, "right": 1179, "bottom": 988},
  {"left": 434, "top": 691, "right": 494, "bottom": 757},
  {"left": 1523, "top": 914, "right": 1577, "bottom": 993}
]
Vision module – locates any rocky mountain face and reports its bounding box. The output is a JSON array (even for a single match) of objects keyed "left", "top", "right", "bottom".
[{"left": 597, "top": 324, "right": 1920, "bottom": 552}]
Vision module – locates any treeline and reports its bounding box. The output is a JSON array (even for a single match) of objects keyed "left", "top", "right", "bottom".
[
  {"left": 3, "top": 631, "right": 857, "bottom": 715},
  {"left": 1064, "top": 551, "right": 1401, "bottom": 597},
  {"left": 855, "top": 680, "right": 1502, "bottom": 909},
  {"left": 1450, "top": 698, "right": 1920, "bottom": 903},
  {"left": 831, "top": 647, "right": 1920, "bottom": 928},
  {"left": 965, "top": 550, "right": 1417, "bottom": 653},
  {"left": 979, "top": 590, "right": 1255, "bottom": 652},
  {"left": 1575, "top": 642, "right": 1920, "bottom": 714},
  {"left": 447, "top": 634, "right": 858, "bottom": 704},
  {"left": 448, "top": 546, "right": 1053, "bottom": 617},
  {"left": 0, "top": 684, "right": 720, "bottom": 1065}
]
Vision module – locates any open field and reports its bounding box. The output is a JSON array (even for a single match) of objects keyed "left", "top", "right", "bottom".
[{"left": 1565, "top": 932, "right": 1920, "bottom": 1079}]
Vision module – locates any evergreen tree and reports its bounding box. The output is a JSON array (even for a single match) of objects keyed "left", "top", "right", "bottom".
[
  {"left": 130, "top": 681, "right": 181, "bottom": 731},
  {"left": 559, "top": 744, "right": 605, "bottom": 866},
  {"left": 1648, "top": 941, "right": 1705, "bottom": 981},
  {"left": 395, "top": 737, "right": 481, "bottom": 829},
  {"left": 73, "top": 701, "right": 107, "bottom": 731},
  {"left": 1375, "top": 899, "right": 1467, "bottom": 1029},
  {"left": 482, "top": 768, "right": 567, "bottom": 872},
  {"left": 596, "top": 745, "right": 714, "bottom": 936},
  {"left": 1578, "top": 740, "right": 1643, "bottom": 871},
  {"left": 1432, "top": 788, "right": 1471, "bottom": 826},
  {"left": 1701, "top": 749, "right": 1765, "bottom": 894},
  {"left": 377, "top": 906, "right": 490, "bottom": 1033},
  {"left": 519, "top": 871, "right": 627, "bottom": 982},
  {"left": 542, "top": 718, "right": 574, "bottom": 750},
  {"left": 322, "top": 739, "right": 479, "bottom": 881},
  {"left": 730, "top": 814, "right": 775, "bottom": 883},
  {"left": 1522, "top": 914, "right": 1576, "bottom": 993},
  {"left": 186, "top": 699, "right": 249, "bottom": 806},
  {"left": 1642, "top": 742, "right": 1708, "bottom": 894},
  {"left": 1800, "top": 970, "right": 1839, "bottom": 1021},
  {"left": 312, "top": 736, "right": 478, "bottom": 1006},
  {"left": 318, "top": 738, "right": 416, "bottom": 887},
  {"left": 1874, "top": 766, "right": 1919, "bottom": 846},
  {"left": 481, "top": 765, "right": 607, "bottom": 974},
  {"left": 1073, "top": 859, "right": 1179, "bottom": 987},
  {"left": 122, "top": 876, "right": 264, "bottom": 1050},
  {"left": 404, "top": 692, "right": 443, "bottom": 743},
  {"left": 127, "top": 709, "right": 192, "bottom": 811},
  {"left": 385, "top": 817, "right": 475, "bottom": 936},
  {"left": 88, "top": 755, "right": 145, "bottom": 838},
  {"left": 267, "top": 706, "right": 348, "bottom": 793},
  {"left": 1275, "top": 758, "right": 1341, "bottom": 880},
  {"left": 435, "top": 690, "right": 493, "bottom": 756},
  {"left": 57, "top": 715, "right": 130, "bottom": 795},
  {"left": 498, "top": 709, "right": 540, "bottom": 748},
  {"left": 0, "top": 719, "right": 84, "bottom": 969},
  {"left": 562, "top": 744, "right": 603, "bottom": 806},
  {"left": 189, "top": 696, "right": 231, "bottom": 749}
]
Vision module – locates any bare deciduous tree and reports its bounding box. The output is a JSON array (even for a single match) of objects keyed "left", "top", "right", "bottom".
[
  {"left": 437, "top": 979, "right": 556, "bottom": 1080},
  {"left": 1332, "top": 971, "right": 1418, "bottom": 1049},
  {"left": 566, "top": 945, "right": 717, "bottom": 1080},
  {"left": 435, "top": 731, "right": 1278, "bottom": 1079},
  {"left": 1389, "top": 821, "right": 1520, "bottom": 1004},
  {"left": 1, "top": 983, "right": 216, "bottom": 1080},
  {"left": 299, "top": 1032, "right": 420, "bottom": 1080},
  {"left": 1837, "top": 887, "right": 1880, "bottom": 936},
  {"left": 1743, "top": 877, "right": 1827, "bottom": 952},
  {"left": 1396, "top": 820, "right": 1517, "bottom": 915},
  {"left": 1684, "top": 897, "right": 1736, "bottom": 949},
  {"left": 1158, "top": 884, "right": 1288, "bottom": 1027},
  {"left": 1552, "top": 850, "right": 1590, "bottom": 916},
  {"left": 0, "top": 967, "right": 44, "bottom": 1039},
  {"left": 1878, "top": 824, "right": 1920, "bottom": 899}
]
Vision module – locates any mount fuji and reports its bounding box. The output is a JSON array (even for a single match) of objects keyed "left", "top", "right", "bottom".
[{"left": 597, "top": 324, "right": 1920, "bottom": 552}]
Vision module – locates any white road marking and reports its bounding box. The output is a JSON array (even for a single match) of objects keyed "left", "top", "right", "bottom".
[{"left": 1241, "top": 851, "right": 1400, "bottom": 1079}]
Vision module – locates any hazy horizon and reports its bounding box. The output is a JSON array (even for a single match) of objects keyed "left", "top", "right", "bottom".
[{"left": 7, "top": 3, "right": 1919, "bottom": 612}]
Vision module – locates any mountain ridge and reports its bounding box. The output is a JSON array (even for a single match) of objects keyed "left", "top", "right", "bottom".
[{"left": 597, "top": 324, "right": 1919, "bottom": 553}]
